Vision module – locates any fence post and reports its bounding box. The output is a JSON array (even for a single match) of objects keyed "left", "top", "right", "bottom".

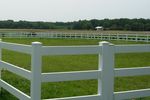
[
  {"left": 147, "top": 34, "right": 149, "bottom": 42},
  {"left": 117, "top": 33, "right": 119, "bottom": 40},
  {"left": 98, "top": 41, "right": 115, "bottom": 100},
  {"left": 136, "top": 34, "right": 138, "bottom": 42},
  {"left": 31, "top": 42, "right": 42, "bottom": 100}
]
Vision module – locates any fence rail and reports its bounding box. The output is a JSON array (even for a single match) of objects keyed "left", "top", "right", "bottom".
[
  {"left": 0, "top": 41, "right": 150, "bottom": 100},
  {"left": 0, "top": 32, "right": 150, "bottom": 42}
]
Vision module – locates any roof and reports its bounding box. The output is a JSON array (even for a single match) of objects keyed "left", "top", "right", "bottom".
[{"left": 95, "top": 26, "right": 103, "bottom": 29}]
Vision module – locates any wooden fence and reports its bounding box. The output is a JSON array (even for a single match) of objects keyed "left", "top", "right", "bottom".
[
  {"left": 0, "top": 32, "right": 150, "bottom": 42},
  {"left": 0, "top": 41, "right": 150, "bottom": 100}
]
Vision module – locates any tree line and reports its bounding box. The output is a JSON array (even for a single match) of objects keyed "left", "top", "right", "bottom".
[{"left": 0, "top": 18, "right": 150, "bottom": 31}]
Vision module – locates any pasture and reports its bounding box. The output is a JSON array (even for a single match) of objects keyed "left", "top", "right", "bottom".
[
  {"left": 0, "top": 29, "right": 150, "bottom": 34},
  {"left": 0, "top": 38, "right": 150, "bottom": 100}
]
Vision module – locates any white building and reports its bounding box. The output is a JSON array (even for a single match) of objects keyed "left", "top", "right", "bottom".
[{"left": 95, "top": 26, "right": 103, "bottom": 31}]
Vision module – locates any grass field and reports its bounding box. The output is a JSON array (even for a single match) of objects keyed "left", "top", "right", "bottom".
[
  {"left": 0, "top": 29, "right": 150, "bottom": 34},
  {"left": 0, "top": 38, "right": 150, "bottom": 100}
]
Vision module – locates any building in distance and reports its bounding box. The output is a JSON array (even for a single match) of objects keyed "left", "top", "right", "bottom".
[{"left": 95, "top": 26, "right": 104, "bottom": 31}]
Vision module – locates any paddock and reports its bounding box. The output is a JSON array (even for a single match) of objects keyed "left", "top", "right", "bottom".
[
  {"left": 0, "top": 32, "right": 150, "bottom": 43},
  {"left": 0, "top": 38, "right": 150, "bottom": 100}
]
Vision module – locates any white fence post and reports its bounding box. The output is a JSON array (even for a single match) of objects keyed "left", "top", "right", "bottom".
[
  {"left": 147, "top": 34, "right": 149, "bottom": 42},
  {"left": 31, "top": 42, "right": 42, "bottom": 100},
  {"left": 98, "top": 41, "right": 115, "bottom": 100}
]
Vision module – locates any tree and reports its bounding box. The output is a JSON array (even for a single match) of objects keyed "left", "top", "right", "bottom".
[{"left": 0, "top": 18, "right": 150, "bottom": 31}]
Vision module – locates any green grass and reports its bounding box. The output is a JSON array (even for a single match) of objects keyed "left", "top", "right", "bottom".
[
  {"left": 0, "top": 29, "right": 150, "bottom": 34},
  {"left": 0, "top": 38, "right": 150, "bottom": 100}
]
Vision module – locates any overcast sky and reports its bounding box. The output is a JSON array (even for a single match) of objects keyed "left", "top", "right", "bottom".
[{"left": 0, "top": 0, "right": 150, "bottom": 22}]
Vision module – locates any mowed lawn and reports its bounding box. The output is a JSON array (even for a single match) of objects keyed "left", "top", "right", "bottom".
[{"left": 0, "top": 38, "right": 150, "bottom": 100}]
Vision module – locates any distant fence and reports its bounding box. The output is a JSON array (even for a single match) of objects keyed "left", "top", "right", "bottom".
[
  {"left": 0, "top": 32, "right": 150, "bottom": 42},
  {"left": 0, "top": 41, "right": 150, "bottom": 100}
]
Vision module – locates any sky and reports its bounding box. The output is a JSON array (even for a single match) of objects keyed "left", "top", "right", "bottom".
[{"left": 0, "top": 0, "right": 150, "bottom": 22}]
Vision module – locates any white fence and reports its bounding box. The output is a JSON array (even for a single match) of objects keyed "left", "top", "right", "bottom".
[
  {"left": 0, "top": 32, "right": 150, "bottom": 42},
  {"left": 0, "top": 41, "right": 150, "bottom": 100}
]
